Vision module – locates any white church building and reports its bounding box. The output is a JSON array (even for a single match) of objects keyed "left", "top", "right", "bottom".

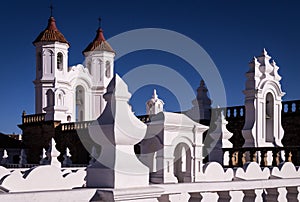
[
  {"left": 33, "top": 16, "right": 115, "bottom": 123},
  {"left": 1, "top": 14, "right": 300, "bottom": 202}
]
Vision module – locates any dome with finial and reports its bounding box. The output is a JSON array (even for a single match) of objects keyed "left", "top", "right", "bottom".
[
  {"left": 146, "top": 89, "right": 164, "bottom": 115},
  {"left": 82, "top": 27, "right": 114, "bottom": 54},
  {"left": 33, "top": 16, "right": 69, "bottom": 45}
]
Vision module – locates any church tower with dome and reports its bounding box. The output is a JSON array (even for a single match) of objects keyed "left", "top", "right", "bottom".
[{"left": 32, "top": 15, "right": 115, "bottom": 123}]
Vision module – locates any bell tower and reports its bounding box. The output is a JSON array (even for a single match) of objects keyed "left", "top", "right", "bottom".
[
  {"left": 146, "top": 89, "right": 164, "bottom": 115},
  {"left": 242, "top": 49, "right": 285, "bottom": 147},
  {"left": 82, "top": 20, "right": 115, "bottom": 119},
  {"left": 33, "top": 15, "right": 70, "bottom": 120}
]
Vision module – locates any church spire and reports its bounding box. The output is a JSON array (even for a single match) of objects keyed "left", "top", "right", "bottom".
[
  {"left": 82, "top": 18, "right": 114, "bottom": 54},
  {"left": 50, "top": 2, "right": 54, "bottom": 17},
  {"left": 146, "top": 89, "right": 164, "bottom": 115},
  {"left": 33, "top": 15, "right": 69, "bottom": 45}
]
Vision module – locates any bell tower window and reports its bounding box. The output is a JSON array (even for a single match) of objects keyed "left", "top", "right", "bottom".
[
  {"left": 105, "top": 61, "right": 111, "bottom": 78},
  {"left": 46, "top": 90, "right": 54, "bottom": 107},
  {"left": 57, "top": 52, "right": 63, "bottom": 71}
]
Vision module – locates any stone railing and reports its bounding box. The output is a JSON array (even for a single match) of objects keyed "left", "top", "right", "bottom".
[
  {"left": 282, "top": 100, "right": 300, "bottom": 114},
  {"left": 22, "top": 113, "right": 45, "bottom": 124},
  {"left": 60, "top": 121, "right": 93, "bottom": 132},
  {"left": 1, "top": 161, "right": 300, "bottom": 201},
  {"left": 225, "top": 105, "right": 245, "bottom": 118},
  {"left": 154, "top": 175, "right": 300, "bottom": 201},
  {"left": 223, "top": 146, "right": 300, "bottom": 167},
  {"left": 2, "top": 164, "right": 39, "bottom": 169},
  {"left": 210, "top": 100, "right": 300, "bottom": 120}
]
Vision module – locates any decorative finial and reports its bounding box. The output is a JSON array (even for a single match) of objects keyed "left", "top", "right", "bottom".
[
  {"left": 50, "top": 1, "right": 54, "bottom": 17},
  {"left": 50, "top": 138, "right": 61, "bottom": 168},
  {"left": 98, "top": 17, "right": 102, "bottom": 29},
  {"left": 262, "top": 48, "right": 268, "bottom": 56},
  {"left": 200, "top": 80, "right": 205, "bottom": 87},
  {"left": 153, "top": 89, "right": 158, "bottom": 99}
]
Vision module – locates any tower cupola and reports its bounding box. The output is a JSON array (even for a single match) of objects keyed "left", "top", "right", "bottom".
[
  {"left": 33, "top": 16, "right": 69, "bottom": 45},
  {"left": 82, "top": 27, "right": 114, "bottom": 54}
]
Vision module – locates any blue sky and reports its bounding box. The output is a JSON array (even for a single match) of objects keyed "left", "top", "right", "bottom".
[{"left": 0, "top": 0, "right": 299, "bottom": 134}]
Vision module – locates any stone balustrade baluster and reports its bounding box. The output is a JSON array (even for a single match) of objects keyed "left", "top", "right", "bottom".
[
  {"left": 217, "top": 191, "right": 230, "bottom": 202},
  {"left": 286, "top": 187, "right": 300, "bottom": 201},
  {"left": 229, "top": 191, "right": 244, "bottom": 201},
  {"left": 266, "top": 151, "right": 273, "bottom": 166},
  {"left": 250, "top": 149, "right": 257, "bottom": 162},
  {"left": 272, "top": 149, "right": 280, "bottom": 166},
  {"left": 243, "top": 189, "right": 264, "bottom": 202},
  {"left": 188, "top": 192, "right": 202, "bottom": 202},
  {"left": 266, "top": 187, "right": 288, "bottom": 202},
  {"left": 199, "top": 192, "right": 219, "bottom": 202},
  {"left": 260, "top": 150, "right": 267, "bottom": 167}
]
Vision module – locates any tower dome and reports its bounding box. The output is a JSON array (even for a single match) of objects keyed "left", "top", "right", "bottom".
[
  {"left": 33, "top": 16, "right": 69, "bottom": 45},
  {"left": 82, "top": 27, "right": 114, "bottom": 54},
  {"left": 146, "top": 89, "right": 165, "bottom": 115}
]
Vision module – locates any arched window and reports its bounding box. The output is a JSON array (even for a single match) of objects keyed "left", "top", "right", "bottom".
[
  {"left": 173, "top": 143, "right": 191, "bottom": 183},
  {"left": 58, "top": 93, "right": 63, "bottom": 106},
  {"left": 87, "top": 61, "right": 92, "bottom": 75},
  {"left": 181, "top": 147, "right": 187, "bottom": 172},
  {"left": 265, "top": 93, "right": 274, "bottom": 142},
  {"left": 44, "top": 50, "right": 54, "bottom": 74},
  {"left": 76, "top": 86, "right": 85, "bottom": 122},
  {"left": 46, "top": 89, "right": 54, "bottom": 107},
  {"left": 57, "top": 52, "right": 63, "bottom": 71},
  {"left": 105, "top": 61, "right": 111, "bottom": 78},
  {"left": 67, "top": 115, "right": 71, "bottom": 122}
]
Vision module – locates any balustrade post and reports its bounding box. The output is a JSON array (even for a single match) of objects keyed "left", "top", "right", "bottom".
[
  {"left": 243, "top": 189, "right": 264, "bottom": 202},
  {"left": 223, "top": 150, "right": 230, "bottom": 167},
  {"left": 286, "top": 187, "right": 300, "bottom": 202},
  {"left": 238, "top": 150, "right": 244, "bottom": 167},
  {"left": 260, "top": 150, "right": 267, "bottom": 167},
  {"left": 188, "top": 192, "right": 202, "bottom": 202},
  {"left": 229, "top": 150, "right": 234, "bottom": 167},
  {"left": 158, "top": 194, "right": 170, "bottom": 202},
  {"left": 229, "top": 191, "right": 244, "bottom": 201},
  {"left": 266, "top": 151, "right": 273, "bottom": 166},
  {"left": 272, "top": 149, "right": 280, "bottom": 166},
  {"left": 265, "top": 188, "right": 287, "bottom": 202},
  {"left": 217, "top": 191, "right": 230, "bottom": 202},
  {"left": 250, "top": 150, "right": 257, "bottom": 162},
  {"left": 285, "top": 149, "right": 293, "bottom": 163},
  {"left": 199, "top": 192, "right": 219, "bottom": 202}
]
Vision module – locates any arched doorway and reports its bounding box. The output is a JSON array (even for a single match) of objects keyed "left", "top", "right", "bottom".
[
  {"left": 265, "top": 92, "right": 274, "bottom": 143},
  {"left": 173, "top": 143, "right": 192, "bottom": 183}
]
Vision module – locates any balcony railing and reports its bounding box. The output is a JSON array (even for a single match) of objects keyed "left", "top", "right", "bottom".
[
  {"left": 22, "top": 113, "right": 46, "bottom": 124},
  {"left": 61, "top": 121, "right": 93, "bottom": 132},
  {"left": 223, "top": 146, "right": 300, "bottom": 167}
]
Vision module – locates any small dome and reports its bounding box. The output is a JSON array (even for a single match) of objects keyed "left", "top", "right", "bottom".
[
  {"left": 82, "top": 28, "right": 114, "bottom": 54},
  {"left": 33, "top": 16, "right": 69, "bottom": 45}
]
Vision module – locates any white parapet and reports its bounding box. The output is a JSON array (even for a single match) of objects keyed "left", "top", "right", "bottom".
[{"left": 87, "top": 74, "right": 149, "bottom": 188}]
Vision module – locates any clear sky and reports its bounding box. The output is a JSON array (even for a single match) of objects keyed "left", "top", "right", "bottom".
[{"left": 0, "top": 0, "right": 299, "bottom": 134}]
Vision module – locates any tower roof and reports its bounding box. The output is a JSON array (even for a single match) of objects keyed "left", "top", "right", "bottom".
[
  {"left": 33, "top": 16, "right": 69, "bottom": 45},
  {"left": 82, "top": 28, "right": 114, "bottom": 54}
]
